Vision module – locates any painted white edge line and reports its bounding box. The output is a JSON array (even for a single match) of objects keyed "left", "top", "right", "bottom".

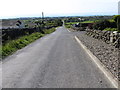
[
  {"left": 74, "top": 36, "right": 118, "bottom": 88},
  {"left": 67, "top": 29, "right": 71, "bottom": 32}
]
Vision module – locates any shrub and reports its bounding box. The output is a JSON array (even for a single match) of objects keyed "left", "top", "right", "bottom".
[
  {"left": 92, "top": 19, "right": 117, "bottom": 30},
  {"left": 113, "top": 15, "right": 120, "bottom": 32},
  {"left": 44, "top": 28, "right": 56, "bottom": 34},
  {"left": 2, "top": 32, "right": 43, "bottom": 58},
  {"left": 65, "top": 25, "right": 71, "bottom": 28},
  {"left": 2, "top": 27, "right": 56, "bottom": 59},
  {"left": 113, "top": 15, "right": 120, "bottom": 22}
]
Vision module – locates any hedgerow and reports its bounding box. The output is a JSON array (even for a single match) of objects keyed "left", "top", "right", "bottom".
[{"left": 2, "top": 28, "right": 56, "bottom": 59}]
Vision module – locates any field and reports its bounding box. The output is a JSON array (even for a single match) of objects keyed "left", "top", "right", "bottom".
[
  {"left": 64, "top": 15, "right": 118, "bottom": 31},
  {"left": 80, "top": 20, "right": 94, "bottom": 23}
]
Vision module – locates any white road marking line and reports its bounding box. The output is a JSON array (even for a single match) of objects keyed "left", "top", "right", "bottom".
[
  {"left": 67, "top": 29, "right": 71, "bottom": 32},
  {"left": 74, "top": 36, "right": 118, "bottom": 88}
]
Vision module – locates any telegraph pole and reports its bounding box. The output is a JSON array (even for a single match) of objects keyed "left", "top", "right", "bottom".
[
  {"left": 42, "top": 12, "right": 44, "bottom": 20},
  {"left": 41, "top": 12, "right": 45, "bottom": 33},
  {"left": 42, "top": 12, "right": 44, "bottom": 24}
]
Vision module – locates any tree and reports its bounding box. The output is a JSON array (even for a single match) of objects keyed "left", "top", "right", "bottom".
[
  {"left": 34, "top": 20, "right": 45, "bottom": 33},
  {"left": 93, "top": 20, "right": 111, "bottom": 30},
  {"left": 113, "top": 15, "right": 120, "bottom": 22},
  {"left": 113, "top": 15, "right": 120, "bottom": 32}
]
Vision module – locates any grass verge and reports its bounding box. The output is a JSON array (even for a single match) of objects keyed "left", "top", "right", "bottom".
[
  {"left": 44, "top": 28, "right": 56, "bottom": 34},
  {"left": 2, "top": 28, "right": 56, "bottom": 59},
  {"left": 65, "top": 25, "right": 72, "bottom": 28}
]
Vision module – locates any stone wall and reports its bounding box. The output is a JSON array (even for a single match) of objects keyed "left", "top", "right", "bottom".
[
  {"left": 86, "top": 29, "right": 120, "bottom": 49},
  {"left": 71, "top": 26, "right": 85, "bottom": 31}
]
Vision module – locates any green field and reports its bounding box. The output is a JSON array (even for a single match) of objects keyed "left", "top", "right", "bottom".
[
  {"left": 109, "top": 19, "right": 115, "bottom": 22},
  {"left": 65, "top": 21, "right": 94, "bottom": 25},
  {"left": 80, "top": 21, "right": 95, "bottom": 23},
  {"left": 65, "top": 22, "right": 79, "bottom": 25}
]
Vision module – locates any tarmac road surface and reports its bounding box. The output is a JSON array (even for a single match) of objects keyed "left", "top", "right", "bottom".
[{"left": 2, "top": 27, "right": 114, "bottom": 88}]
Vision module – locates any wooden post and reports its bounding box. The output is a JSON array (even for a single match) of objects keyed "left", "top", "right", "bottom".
[{"left": 110, "top": 32, "right": 114, "bottom": 43}]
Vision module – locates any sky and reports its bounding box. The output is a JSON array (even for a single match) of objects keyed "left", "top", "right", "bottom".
[{"left": 0, "top": 0, "right": 119, "bottom": 19}]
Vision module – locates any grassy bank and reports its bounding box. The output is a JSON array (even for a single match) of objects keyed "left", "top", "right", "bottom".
[
  {"left": 2, "top": 28, "right": 56, "bottom": 59},
  {"left": 65, "top": 24, "right": 72, "bottom": 28},
  {"left": 44, "top": 28, "right": 56, "bottom": 34}
]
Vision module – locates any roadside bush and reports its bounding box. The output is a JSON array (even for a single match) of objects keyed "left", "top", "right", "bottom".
[
  {"left": 109, "top": 22, "right": 117, "bottom": 28},
  {"left": 2, "top": 27, "right": 56, "bottom": 59},
  {"left": 44, "top": 28, "right": 56, "bottom": 34},
  {"left": 80, "top": 23, "right": 91, "bottom": 27},
  {"left": 2, "top": 32, "right": 44, "bottom": 58},
  {"left": 113, "top": 15, "right": 120, "bottom": 32},
  {"left": 113, "top": 15, "right": 120, "bottom": 22},
  {"left": 93, "top": 20, "right": 111, "bottom": 30},
  {"left": 65, "top": 25, "right": 71, "bottom": 28},
  {"left": 0, "top": 46, "right": 2, "bottom": 59},
  {"left": 54, "top": 19, "right": 63, "bottom": 26}
]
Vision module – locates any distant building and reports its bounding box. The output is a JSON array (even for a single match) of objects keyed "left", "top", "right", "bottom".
[
  {"left": 78, "top": 18, "right": 84, "bottom": 21},
  {"left": 16, "top": 20, "right": 25, "bottom": 28},
  {"left": 19, "top": 23, "right": 25, "bottom": 28}
]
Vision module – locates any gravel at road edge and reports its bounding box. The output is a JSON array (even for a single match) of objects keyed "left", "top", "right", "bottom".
[{"left": 74, "top": 31, "right": 119, "bottom": 80}]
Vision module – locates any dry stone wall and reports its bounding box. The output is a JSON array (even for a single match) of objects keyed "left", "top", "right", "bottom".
[{"left": 86, "top": 29, "right": 120, "bottom": 49}]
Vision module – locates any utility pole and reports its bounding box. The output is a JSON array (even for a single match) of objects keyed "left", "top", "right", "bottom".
[
  {"left": 42, "top": 12, "right": 44, "bottom": 20},
  {"left": 42, "top": 12, "right": 44, "bottom": 24},
  {"left": 41, "top": 12, "right": 45, "bottom": 34}
]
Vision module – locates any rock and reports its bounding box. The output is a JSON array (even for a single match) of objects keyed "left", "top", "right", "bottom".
[{"left": 76, "top": 31, "right": 119, "bottom": 79}]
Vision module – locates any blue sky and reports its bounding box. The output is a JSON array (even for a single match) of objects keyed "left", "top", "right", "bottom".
[{"left": 0, "top": 0, "right": 119, "bottom": 19}]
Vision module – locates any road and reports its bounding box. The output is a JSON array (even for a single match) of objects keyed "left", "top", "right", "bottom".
[{"left": 2, "top": 27, "right": 114, "bottom": 88}]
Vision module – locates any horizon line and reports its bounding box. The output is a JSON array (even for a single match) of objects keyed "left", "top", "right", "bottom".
[{"left": 0, "top": 14, "right": 118, "bottom": 19}]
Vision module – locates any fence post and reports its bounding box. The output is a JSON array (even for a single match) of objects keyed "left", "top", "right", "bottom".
[{"left": 110, "top": 32, "right": 114, "bottom": 43}]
